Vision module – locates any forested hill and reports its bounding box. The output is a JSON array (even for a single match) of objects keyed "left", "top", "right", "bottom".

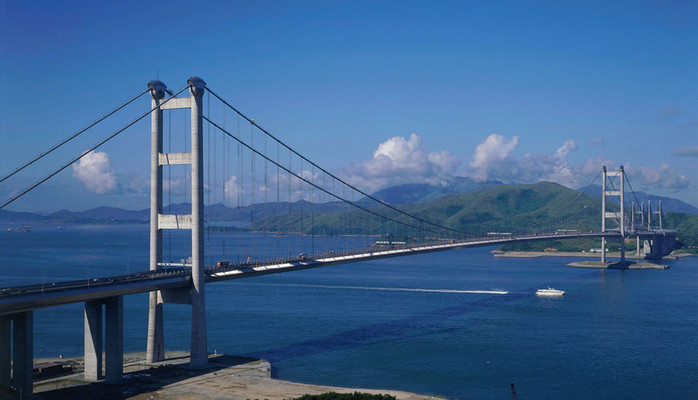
[{"left": 248, "top": 181, "right": 602, "bottom": 236}]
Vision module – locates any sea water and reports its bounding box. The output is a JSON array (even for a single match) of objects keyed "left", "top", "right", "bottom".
[{"left": 1, "top": 224, "right": 697, "bottom": 399}]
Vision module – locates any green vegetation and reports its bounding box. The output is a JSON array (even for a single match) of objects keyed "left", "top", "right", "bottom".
[
  {"left": 663, "top": 212, "right": 698, "bottom": 253},
  {"left": 500, "top": 237, "right": 601, "bottom": 252},
  {"left": 249, "top": 182, "right": 602, "bottom": 239},
  {"left": 291, "top": 392, "right": 397, "bottom": 400},
  {"left": 243, "top": 182, "right": 698, "bottom": 254}
]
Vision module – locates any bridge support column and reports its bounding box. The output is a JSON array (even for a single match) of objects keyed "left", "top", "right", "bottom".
[
  {"left": 0, "top": 313, "right": 33, "bottom": 398},
  {"left": 636, "top": 235, "right": 641, "bottom": 258},
  {"left": 84, "top": 297, "right": 124, "bottom": 383},
  {"left": 0, "top": 317, "right": 10, "bottom": 390},
  {"left": 105, "top": 296, "right": 124, "bottom": 384},
  {"left": 601, "top": 237, "right": 606, "bottom": 263},
  {"left": 84, "top": 300, "right": 103, "bottom": 381},
  {"left": 8, "top": 312, "right": 33, "bottom": 399}
]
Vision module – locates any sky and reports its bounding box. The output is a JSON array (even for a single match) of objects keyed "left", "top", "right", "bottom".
[{"left": 0, "top": 0, "right": 696, "bottom": 213}]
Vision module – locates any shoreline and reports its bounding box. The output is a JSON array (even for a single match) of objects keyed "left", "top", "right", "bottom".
[
  {"left": 493, "top": 250, "right": 694, "bottom": 260},
  {"left": 33, "top": 351, "right": 443, "bottom": 400}
]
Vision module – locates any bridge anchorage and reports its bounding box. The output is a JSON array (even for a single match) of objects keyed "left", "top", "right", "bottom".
[{"left": 0, "top": 76, "right": 678, "bottom": 398}]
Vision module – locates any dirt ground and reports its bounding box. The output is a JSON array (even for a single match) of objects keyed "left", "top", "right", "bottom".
[{"left": 31, "top": 352, "right": 442, "bottom": 400}]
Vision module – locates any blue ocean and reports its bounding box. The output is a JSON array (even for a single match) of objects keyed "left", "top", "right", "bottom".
[{"left": 2, "top": 224, "right": 697, "bottom": 399}]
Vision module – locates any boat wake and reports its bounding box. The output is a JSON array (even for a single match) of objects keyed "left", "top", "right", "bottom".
[{"left": 244, "top": 282, "right": 508, "bottom": 295}]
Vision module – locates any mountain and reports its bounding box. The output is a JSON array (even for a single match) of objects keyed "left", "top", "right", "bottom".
[
  {"left": 0, "top": 201, "right": 353, "bottom": 225},
  {"left": 369, "top": 176, "right": 502, "bottom": 204},
  {"left": 580, "top": 185, "right": 698, "bottom": 214},
  {"left": 0, "top": 209, "right": 44, "bottom": 223},
  {"left": 248, "top": 181, "right": 603, "bottom": 235},
  {"left": 46, "top": 207, "right": 149, "bottom": 221}
]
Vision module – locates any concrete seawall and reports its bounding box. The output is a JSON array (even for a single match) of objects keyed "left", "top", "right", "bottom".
[{"left": 33, "top": 352, "right": 443, "bottom": 400}]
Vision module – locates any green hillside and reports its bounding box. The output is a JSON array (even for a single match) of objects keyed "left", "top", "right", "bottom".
[
  {"left": 247, "top": 182, "right": 603, "bottom": 241},
  {"left": 662, "top": 212, "right": 698, "bottom": 250}
]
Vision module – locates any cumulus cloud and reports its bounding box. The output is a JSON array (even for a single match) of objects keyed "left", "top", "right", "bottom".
[
  {"left": 72, "top": 151, "right": 117, "bottom": 194},
  {"left": 626, "top": 163, "right": 690, "bottom": 191},
  {"left": 673, "top": 146, "right": 698, "bottom": 157},
  {"left": 224, "top": 176, "right": 242, "bottom": 200},
  {"left": 342, "top": 133, "right": 460, "bottom": 192},
  {"left": 336, "top": 132, "right": 692, "bottom": 200},
  {"left": 588, "top": 137, "right": 604, "bottom": 146},
  {"left": 470, "top": 134, "right": 519, "bottom": 172},
  {"left": 465, "top": 134, "right": 579, "bottom": 187}
]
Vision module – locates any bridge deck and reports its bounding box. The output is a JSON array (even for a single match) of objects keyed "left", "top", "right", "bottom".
[{"left": 0, "top": 231, "right": 640, "bottom": 317}]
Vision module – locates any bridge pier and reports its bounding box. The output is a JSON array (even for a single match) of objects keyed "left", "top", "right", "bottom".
[
  {"left": 84, "top": 296, "right": 123, "bottom": 383},
  {"left": 0, "top": 311, "right": 33, "bottom": 398}
]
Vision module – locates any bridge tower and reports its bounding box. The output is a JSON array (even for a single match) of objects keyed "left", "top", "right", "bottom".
[
  {"left": 601, "top": 165, "right": 626, "bottom": 263},
  {"left": 147, "top": 78, "right": 208, "bottom": 368}
]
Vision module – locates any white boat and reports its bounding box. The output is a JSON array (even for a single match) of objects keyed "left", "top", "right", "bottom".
[{"left": 536, "top": 287, "right": 564, "bottom": 297}]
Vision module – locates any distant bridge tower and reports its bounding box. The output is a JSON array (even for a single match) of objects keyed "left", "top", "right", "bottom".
[
  {"left": 601, "top": 165, "right": 626, "bottom": 263},
  {"left": 147, "top": 78, "right": 208, "bottom": 368},
  {"left": 647, "top": 200, "right": 663, "bottom": 230}
]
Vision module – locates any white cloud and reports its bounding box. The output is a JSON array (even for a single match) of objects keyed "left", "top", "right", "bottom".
[
  {"left": 470, "top": 134, "right": 520, "bottom": 171},
  {"left": 224, "top": 176, "right": 242, "bottom": 200},
  {"left": 626, "top": 163, "right": 690, "bottom": 191},
  {"left": 465, "top": 135, "right": 581, "bottom": 188},
  {"left": 342, "top": 133, "right": 460, "bottom": 191},
  {"left": 72, "top": 151, "right": 117, "bottom": 194}
]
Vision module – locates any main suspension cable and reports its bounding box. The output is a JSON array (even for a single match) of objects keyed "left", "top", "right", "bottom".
[
  {"left": 0, "top": 85, "right": 190, "bottom": 210},
  {"left": 205, "top": 87, "right": 471, "bottom": 237},
  {"left": 204, "top": 116, "right": 455, "bottom": 238},
  {"left": 0, "top": 88, "right": 150, "bottom": 184}
]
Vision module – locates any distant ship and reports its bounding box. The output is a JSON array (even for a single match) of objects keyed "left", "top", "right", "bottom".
[
  {"left": 536, "top": 287, "right": 564, "bottom": 297},
  {"left": 7, "top": 225, "right": 31, "bottom": 233}
]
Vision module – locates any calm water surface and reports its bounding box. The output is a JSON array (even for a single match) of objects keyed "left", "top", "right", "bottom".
[{"left": 2, "top": 224, "right": 697, "bottom": 399}]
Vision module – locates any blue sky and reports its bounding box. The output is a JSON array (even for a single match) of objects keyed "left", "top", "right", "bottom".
[{"left": 1, "top": 0, "right": 696, "bottom": 212}]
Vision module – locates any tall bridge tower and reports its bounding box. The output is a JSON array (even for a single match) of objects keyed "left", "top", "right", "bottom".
[
  {"left": 147, "top": 78, "right": 208, "bottom": 368},
  {"left": 601, "top": 165, "right": 626, "bottom": 263}
]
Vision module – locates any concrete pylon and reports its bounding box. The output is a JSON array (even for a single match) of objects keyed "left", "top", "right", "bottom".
[
  {"left": 601, "top": 165, "right": 626, "bottom": 263},
  {"left": 146, "top": 78, "right": 208, "bottom": 368},
  {"left": 146, "top": 80, "right": 166, "bottom": 363},
  {"left": 188, "top": 76, "right": 208, "bottom": 368}
]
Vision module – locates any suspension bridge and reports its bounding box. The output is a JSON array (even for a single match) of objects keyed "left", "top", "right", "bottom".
[{"left": 0, "top": 77, "right": 676, "bottom": 398}]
